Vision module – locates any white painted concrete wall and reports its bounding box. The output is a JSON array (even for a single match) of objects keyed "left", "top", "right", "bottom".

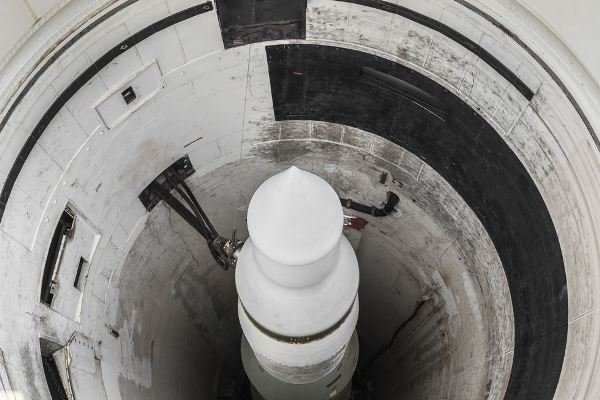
[
  {"left": 0, "top": 0, "right": 599, "bottom": 399},
  {"left": 516, "top": 0, "right": 600, "bottom": 86},
  {"left": 0, "top": 0, "right": 65, "bottom": 63}
]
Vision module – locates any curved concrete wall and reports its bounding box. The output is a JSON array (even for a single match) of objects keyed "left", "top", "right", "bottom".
[
  {"left": 0, "top": 0, "right": 598, "bottom": 399},
  {"left": 0, "top": 0, "right": 65, "bottom": 64},
  {"left": 516, "top": 0, "right": 600, "bottom": 88},
  {"left": 3, "top": 0, "right": 599, "bottom": 114}
]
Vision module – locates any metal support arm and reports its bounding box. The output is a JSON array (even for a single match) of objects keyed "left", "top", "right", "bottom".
[{"left": 143, "top": 163, "right": 242, "bottom": 270}]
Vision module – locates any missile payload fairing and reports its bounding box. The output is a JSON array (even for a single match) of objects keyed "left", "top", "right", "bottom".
[{"left": 235, "top": 166, "right": 360, "bottom": 399}]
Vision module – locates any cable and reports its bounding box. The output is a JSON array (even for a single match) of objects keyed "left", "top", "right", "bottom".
[
  {"left": 179, "top": 178, "right": 218, "bottom": 237},
  {"left": 166, "top": 168, "right": 218, "bottom": 239},
  {"left": 147, "top": 167, "right": 243, "bottom": 270},
  {"left": 148, "top": 181, "right": 212, "bottom": 241}
]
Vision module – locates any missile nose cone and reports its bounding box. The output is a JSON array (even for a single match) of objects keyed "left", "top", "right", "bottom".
[{"left": 247, "top": 166, "right": 343, "bottom": 266}]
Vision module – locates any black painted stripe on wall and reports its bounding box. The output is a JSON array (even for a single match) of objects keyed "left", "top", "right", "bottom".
[
  {"left": 453, "top": 0, "right": 600, "bottom": 153},
  {"left": 336, "top": 0, "right": 534, "bottom": 101},
  {"left": 215, "top": 0, "right": 306, "bottom": 48},
  {"left": 0, "top": 3, "right": 214, "bottom": 222},
  {"left": 0, "top": 0, "right": 140, "bottom": 136},
  {"left": 266, "top": 43, "right": 567, "bottom": 400}
]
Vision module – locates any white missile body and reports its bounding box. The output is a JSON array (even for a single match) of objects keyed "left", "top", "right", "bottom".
[{"left": 236, "top": 166, "right": 360, "bottom": 398}]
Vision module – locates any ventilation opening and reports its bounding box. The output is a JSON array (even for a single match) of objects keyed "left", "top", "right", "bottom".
[
  {"left": 121, "top": 86, "right": 137, "bottom": 105},
  {"left": 40, "top": 339, "right": 70, "bottom": 400},
  {"left": 73, "top": 257, "right": 88, "bottom": 290},
  {"left": 42, "top": 355, "right": 69, "bottom": 400},
  {"left": 40, "top": 208, "right": 75, "bottom": 306}
]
